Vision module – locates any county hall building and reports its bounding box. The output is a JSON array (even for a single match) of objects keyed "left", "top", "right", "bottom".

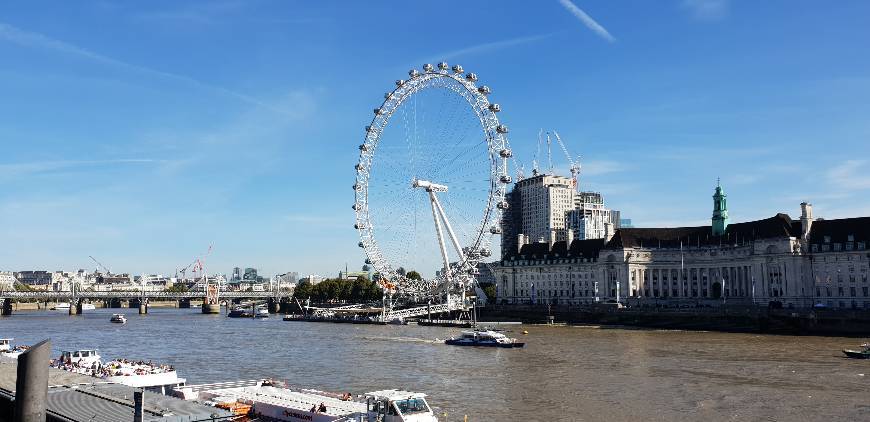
[{"left": 494, "top": 181, "right": 870, "bottom": 309}]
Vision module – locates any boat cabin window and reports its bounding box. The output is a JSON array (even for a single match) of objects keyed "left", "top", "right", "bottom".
[{"left": 393, "top": 398, "right": 429, "bottom": 415}]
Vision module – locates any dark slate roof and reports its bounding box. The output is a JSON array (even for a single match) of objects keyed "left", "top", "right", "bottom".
[
  {"left": 505, "top": 238, "right": 606, "bottom": 261},
  {"left": 606, "top": 213, "right": 798, "bottom": 249},
  {"left": 808, "top": 217, "right": 870, "bottom": 244}
]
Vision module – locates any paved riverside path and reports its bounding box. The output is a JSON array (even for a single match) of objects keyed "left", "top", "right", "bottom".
[{"left": 0, "top": 357, "right": 232, "bottom": 421}]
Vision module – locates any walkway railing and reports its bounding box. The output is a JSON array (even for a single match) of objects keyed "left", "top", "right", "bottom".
[{"left": 0, "top": 291, "right": 275, "bottom": 300}]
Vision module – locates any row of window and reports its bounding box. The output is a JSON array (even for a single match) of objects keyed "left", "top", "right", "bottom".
[
  {"left": 817, "top": 286, "right": 870, "bottom": 297},
  {"left": 812, "top": 241, "right": 866, "bottom": 252}
]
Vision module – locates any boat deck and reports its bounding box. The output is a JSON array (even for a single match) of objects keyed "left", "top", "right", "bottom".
[
  {"left": 0, "top": 356, "right": 233, "bottom": 421},
  {"left": 199, "top": 385, "right": 367, "bottom": 418}
]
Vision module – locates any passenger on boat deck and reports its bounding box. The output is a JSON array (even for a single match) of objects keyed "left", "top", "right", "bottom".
[
  {"left": 342, "top": 393, "right": 352, "bottom": 401},
  {"left": 310, "top": 405, "right": 317, "bottom": 413},
  {"left": 318, "top": 403, "right": 327, "bottom": 413}
]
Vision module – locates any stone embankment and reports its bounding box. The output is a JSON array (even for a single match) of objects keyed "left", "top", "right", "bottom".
[{"left": 480, "top": 304, "right": 870, "bottom": 336}]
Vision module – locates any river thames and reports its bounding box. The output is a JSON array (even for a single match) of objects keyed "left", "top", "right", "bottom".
[{"left": 2, "top": 307, "right": 869, "bottom": 421}]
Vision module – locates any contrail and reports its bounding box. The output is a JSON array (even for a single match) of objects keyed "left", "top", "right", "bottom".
[
  {"left": 0, "top": 22, "right": 289, "bottom": 115},
  {"left": 428, "top": 33, "right": 554, "bottom": 62},
  {"left": 557, "top": 0, "right": 616, "bottom": 42}
]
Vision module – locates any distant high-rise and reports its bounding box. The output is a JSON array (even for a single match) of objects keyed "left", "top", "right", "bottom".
[
  {"left": 243, "top": 268, "right": 258, "bottom": 281},
  {"left": 516, "top": 174, "right": 575, "bottom": 243},
  {"left": 566, "top": 191, "right": 619, "bottom": 241}
]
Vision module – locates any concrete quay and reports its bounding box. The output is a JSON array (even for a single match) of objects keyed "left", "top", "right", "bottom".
[
  {"left": 480, "top": 304, "right": 870, "bottom": 336},
  {"left": 0, "top": 356, "right": 232, "bottom": 421}
]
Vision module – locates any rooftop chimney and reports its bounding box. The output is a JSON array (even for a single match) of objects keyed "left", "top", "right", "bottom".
[
  {"left": 604, "top": 222, "right": 615, "bottom": 243},
  {"left": 517, "top": 233, "right": 528, "bottom": 254}
]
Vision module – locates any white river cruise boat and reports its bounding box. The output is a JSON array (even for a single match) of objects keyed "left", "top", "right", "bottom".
[
  {"left": 0, "top": 338, "right": 29, "bottom": 359},
  {"left": 53, "top": 350, "right": 185, "bottom": 394},
  {"left": 178, "top": 379, "right": 438, "bottom": 421},
  {"left": 445, "top": 329, "right": 525, "bottom": 348},
  {"left": 52, "top": 302, "right": 96, "bottom": 311}
]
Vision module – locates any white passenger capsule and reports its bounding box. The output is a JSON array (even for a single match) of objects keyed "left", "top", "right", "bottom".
[
  {"left": 496, "top": 124, "right": 509, "bottom": 134},
  {"left": 423, "top": 63, "right": 434, "bottom": 72},
  {"left": 488, "top": 103, "right": 501, "bottom": 112},
  {"left": 437, "top": 61, "right": 448, "bottom": 70},
  {"left": 499, "top": 148, "right": 512, "bottom": 158},
  {"left": 478, "top": 85, "right": 491, "bottom": 95},
  {"left": 452, "top": 65, "right": 464, "bottom": 73},
  {"left": 465, "top": 73, "right": 478, "bottom": 82}
]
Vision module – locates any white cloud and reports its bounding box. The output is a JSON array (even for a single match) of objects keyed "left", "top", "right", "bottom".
[
  {"left": 826, "top": 160, "right": 870, "bottom": 191},
  {"left": 557, "top": 0, "right": 616, "bottom": 42},
  {"left": 0, "top": 22, "right": 292, "bottom": 116},
  {"left": 682, "top": 0, "right": 729, "bottom": 21},
  {"left": 0, "top": 159, "right": 165, "bottom": 181}
]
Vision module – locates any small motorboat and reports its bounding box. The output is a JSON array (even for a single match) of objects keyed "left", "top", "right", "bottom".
[
  {"left": 227, "top": 307, "right": 253, "bottom": 318},
  {"left": 843, "top": 343, "right": 870, "bottom": 359},
  {"left": 110, "top": 314, "right": 127, "bottom": 324},
  {"left": 387, "top": 317, "right": 407, "bottom": 325},
  {"left": 445, "top": 329, "right": 525, "bottom": 348},
  {"left": 254, "top": 308, "right": 269, "bottom": 319}
]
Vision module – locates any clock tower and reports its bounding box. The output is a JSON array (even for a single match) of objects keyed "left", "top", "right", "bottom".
[{"left": 712, "top": 179, "right": 729, "bottom": 236}]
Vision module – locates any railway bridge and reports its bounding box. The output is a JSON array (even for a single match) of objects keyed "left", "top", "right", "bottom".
[{"left": 0, "top": 290, "right": 282, "bottom": 316}]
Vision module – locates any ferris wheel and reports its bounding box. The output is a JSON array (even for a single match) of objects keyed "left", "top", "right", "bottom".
[{"left": 353, "top": 62, "right": 512, "bottom": 301}]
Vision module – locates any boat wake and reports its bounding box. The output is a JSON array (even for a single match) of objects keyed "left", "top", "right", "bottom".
[{"left": 360, "top": 336, "right": 444, "bottom": 345}]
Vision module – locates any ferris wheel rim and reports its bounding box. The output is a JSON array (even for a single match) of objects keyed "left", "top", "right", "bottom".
[{"left": 353, "top": 63, "right": 512, "bottom": 297}]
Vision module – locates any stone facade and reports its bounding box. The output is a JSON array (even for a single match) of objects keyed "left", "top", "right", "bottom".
[{"left": 494, "top": 190, "right": 870, "bottom": 309}]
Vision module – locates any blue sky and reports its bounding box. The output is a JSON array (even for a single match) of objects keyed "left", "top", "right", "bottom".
[{"left": 2, "top": 1, "right": 870, "bottom": 277}]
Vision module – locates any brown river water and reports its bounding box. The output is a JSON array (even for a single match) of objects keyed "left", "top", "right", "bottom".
[{"left": 2, "top": 307, "right": 869, "bottom": 421}]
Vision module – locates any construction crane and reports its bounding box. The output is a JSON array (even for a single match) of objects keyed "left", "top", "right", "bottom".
[
  {"left": 532, "top": 129, "right": 543, "bottom": 176},
  {"left": 176, "top": 260, "right": 196, "bottom": 279},
  {"left": 545, "top": 132, "right": 554, "bottom": 175},
  {"left": 88, "top": 255, "right": 111, "bottom": 275},
  {"left": 552, "top": 130, "right": 581, "bottom": 191},
  {"left": 177, "top": 243, "right": 214, "bottom": 280}
]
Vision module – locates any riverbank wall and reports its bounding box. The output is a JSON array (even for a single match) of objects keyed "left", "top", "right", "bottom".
[{"left": 480, "top": 304, "right": 870, "bottom": 337}]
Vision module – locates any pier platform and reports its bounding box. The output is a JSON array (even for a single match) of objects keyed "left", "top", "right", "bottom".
[{"left": 0, "top": 356, "right": 234, "bottom": 421}]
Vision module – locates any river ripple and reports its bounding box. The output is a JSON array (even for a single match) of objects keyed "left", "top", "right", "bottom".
[{"left": 2, "top": 307, "right": 869, "bottom": 421}]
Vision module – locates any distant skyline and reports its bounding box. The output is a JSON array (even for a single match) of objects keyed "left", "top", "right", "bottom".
[{"left": 2, "top": 1, "right": 870, "bottom": 277}]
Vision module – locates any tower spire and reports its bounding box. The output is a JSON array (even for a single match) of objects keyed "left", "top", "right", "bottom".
[{"left": 712, "top": 179, "right": 729, "bottom": 236}]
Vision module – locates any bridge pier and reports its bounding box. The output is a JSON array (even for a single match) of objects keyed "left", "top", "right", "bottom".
[
  {"left": 178, "top": 299, "right": 191, "bottom": 308},
  {"left": 129, "top": 298, "right": 142, "bottom": 309},
  {"left": 2, "top": 298, "right": 12, "bottom": 316},
  {"left": 138, "top": 298, "right": 148, "bottom": 315},
  {"left": 201, "top": 303, "right": 220, "bottom": 314},
  {"left": 267, "top": 298, "right": 278, "bottom": 314},
  {"left": 68, "top": 299, "right": 81, "bottom": 316}
]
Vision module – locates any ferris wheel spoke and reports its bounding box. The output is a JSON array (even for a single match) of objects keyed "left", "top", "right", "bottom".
[{"left": 355, "top": 65, "right": 511, "bottom": 299}]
